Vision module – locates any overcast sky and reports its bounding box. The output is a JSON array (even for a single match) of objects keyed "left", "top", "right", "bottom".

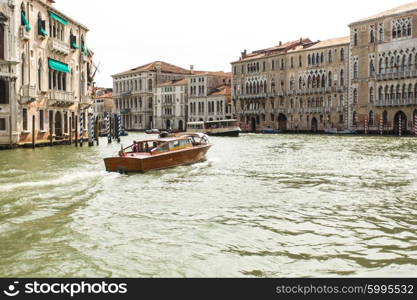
[{"left": 55, "top": 0, "right": 414, "bottom": 88}]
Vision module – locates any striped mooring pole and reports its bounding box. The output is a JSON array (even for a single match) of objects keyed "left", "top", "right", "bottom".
[
  {"left": 114, "top": 114, "right": 121, "bottom": 143},
  {"left": 365, "top": 116, "right": 368, "bottom": 135},
  {"left": 105, "top": 112, "right": 112, "bottom": 144},
  {"left": 414, "top": 114, "right": 417, "bottom": 136},
  {"left": 79, "top": 111, "right": 84, "bottom": 147},
  {"left": 88, "top": 113, "right": 94, "bottom": 147}
]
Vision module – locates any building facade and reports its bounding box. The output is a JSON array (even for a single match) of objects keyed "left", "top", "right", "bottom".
[
  {"left": 188, "top": 72, "right": 233, "bottom": 123},
  {"left": 349, "top": 2, "right": 417, "bottom": 134},
  {"left": 0, "top": 0, "right": 94, "bottom": 148},
  {"left": 155, "top": 78, "right": 187, "bottom": 131},
  {"left": 112, "top": 61, "right": 191, "bottom": 131}
]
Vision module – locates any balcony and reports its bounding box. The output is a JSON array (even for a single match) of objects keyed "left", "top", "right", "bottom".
[
  {"left": 120, "top": 109, "right": 131, "bottom": 114},
  {"left": 21, "top": 85, "right": 37, "bottom": 103},
  {"left": 19, "top": 26, "right": 30, "bottom": 40},
  {"left": 375, "top": 98, "right": 417, "bottom": 107},
  {"left": 82, "top": 53, "right": 90, "bottom": 63},
  {"left": 49, "top": 38, "right": 70, "bottom": 56},
  {"left": 324, "top": 107, "right": 332, "bottom": 113},
  {"left": 278, "top": 91, "right": 285, "bottom": 97},
  {"left": 336, "top": 106, "right": 345, "bottom": 113},
  {"left": 376, "top": 70, "right": 417, "bottom": 81},
  {"left": 48, "top": 90, "right": 75, "bottom": 107}
]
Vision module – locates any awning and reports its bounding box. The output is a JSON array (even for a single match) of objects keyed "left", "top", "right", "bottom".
[
  {"left": 71, "top": 41, "right": 79, "bottom": 49},
  {"left": 48, "top": 58, "right": 69, "bottom": 73},
  {"left": 49, "top": 11, "right": 68, "bottom": 25},
  {"left": 21, "top": 12, "right": 31, "bottom": 32},
  {"left": 40, "top": 28, "right": 48, "bottom": 36},
  {"left": 81, "top": 45, "right": 89, "bottom": 56}
]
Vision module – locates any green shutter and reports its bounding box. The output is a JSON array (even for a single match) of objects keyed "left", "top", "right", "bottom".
[
  {"left": 41, "top": 28, "right": 48, "bottom": 36},
  {"left": 49, "top": 11, "right": 68, "bottom": 25},
  {"left": 48, "top": 58, "right": 69, "bottom": 73},
  {"left": 71, "top": 41, "right": 79, "bottom": 49},
  {"left": 21, "top": 12, "right": 31, "bottom": 32}
]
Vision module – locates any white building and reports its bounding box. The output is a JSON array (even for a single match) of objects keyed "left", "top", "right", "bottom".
[{"left": 155, "top": 78, "right": 187, "bottom": 131}]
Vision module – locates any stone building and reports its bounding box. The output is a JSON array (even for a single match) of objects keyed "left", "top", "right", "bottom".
[
  {"left": 92, "top": 87, "right": 112, "bottom": 119},
  {"left": 112, "top": 61, "right": 191, "bottom": 131},
  {"left": 349, "top": 2, "right": 417, "bottom": 134},
  {"left": 188, "top": 71, "right": 232, "bottom": 123},
  {"left": 0, "top": 0, "right": 94, "bottom": 148},
  {"left": 155, "top": 78, "right": 187, "bottom": 131}
]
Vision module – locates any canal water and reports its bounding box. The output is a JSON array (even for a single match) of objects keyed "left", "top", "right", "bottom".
[{"left": 0, "top": 134, "right": 416, "bottom": 277}]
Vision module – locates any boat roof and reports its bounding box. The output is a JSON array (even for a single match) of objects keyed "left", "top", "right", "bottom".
[
  {"left": 205, "top": 119, "right": 237, "bottom": 124},
  {"left": 135, "top": 133, "right": 204, "bottom": 143}
]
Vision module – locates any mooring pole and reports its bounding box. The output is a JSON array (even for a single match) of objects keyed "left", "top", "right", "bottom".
[{"left": 75, "top": 116, "right": 78, "bottom": 147}]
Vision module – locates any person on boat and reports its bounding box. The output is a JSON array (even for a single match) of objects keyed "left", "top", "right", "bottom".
[
  {"left": 132, "top": 141, "right": 139, "bottom": 153},
  {"left": 145, "top": 142, "right": 150, "bottom": 153}
]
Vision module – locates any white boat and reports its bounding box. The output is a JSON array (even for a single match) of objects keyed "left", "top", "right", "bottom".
[
  {"left": 324, "top": 128, "right": 358, "bottom": 134},
  {"left": 187, "top": 120, "right": 241, "bottom": 137}
]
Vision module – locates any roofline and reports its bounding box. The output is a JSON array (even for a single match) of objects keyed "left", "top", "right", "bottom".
[
  {"left": 348, "top": 7, "right": 417, "bottom": 27},
  {"left": 38, "top": 0, "right": 89, "bottom": 31}
]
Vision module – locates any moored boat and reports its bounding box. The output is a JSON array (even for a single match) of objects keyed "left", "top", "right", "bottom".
[
  {"left": 104, "top": 133, "right": 211, "bottom": 173},
  {"left": 260, "top": 128, "right": 282, "bottom": 134},
  {"left": 324, "top": 128, "right": 358, "bottom": 134},
  {"left": 187, "top": 120, "right": 241, "bottom": 137}
]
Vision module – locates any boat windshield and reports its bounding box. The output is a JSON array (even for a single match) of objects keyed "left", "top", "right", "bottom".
[
  {"left": 205, "top": 120, "right": 238, "bottom": 128},
  {"left": 151, "top": 139, "right": 193, "bottom": 155}
]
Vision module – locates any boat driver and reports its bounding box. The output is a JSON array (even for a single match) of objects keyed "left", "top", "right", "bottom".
[{"left": 132, "top": 141, "right": 139, "bottom": 153}]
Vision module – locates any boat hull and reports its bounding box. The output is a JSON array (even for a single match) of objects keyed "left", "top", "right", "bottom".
[
  {"left": 104, "top": 144, "right": 211, "bottom": 173},
  {"left": 207, "top": 130, "right": 240, "bottom": 137}
]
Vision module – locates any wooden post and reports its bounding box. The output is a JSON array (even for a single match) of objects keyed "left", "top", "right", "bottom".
[
  {"left": 95, "top": 117, "right": 100, "bottom": 146},
  {"left": 399, "top": 115, "right": 402, "bottom": 137},
  {"left": 75, "top": 116, "right": 78, "bottom": 147},
  {"left": 365, "top": 116, "right": 368, "bottom": 135},
  {"left": 69, "top": 117, "right": 72, "bottom": 145},
  {"left": 32, "top": 115, "right": 35, "bottom": 148},
  {"left": 50, "top": 112, "right": 53, "bottom": 146},
  {"left": 108, "top": 114, "right": 112, "bottom": 144},
  {"left": 415, "top": 114, "right": 417, "bottom": 136},
  {"left": 9, "top": 116, "right": 12, "bottom": 148}
]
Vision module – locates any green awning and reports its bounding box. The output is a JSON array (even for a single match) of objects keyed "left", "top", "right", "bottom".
[
  {"left": 48, "top": 58, "right": 69, "bottom": 73},
  {"left": 40, "top": 28, "right": 48, "bottom": 36},
  {"left": 21, "top": 12, "right": 31, "bottom": 32},
  {"left": 49, "top": 11, "right": 68, "bottom": 25},
  {"left": 71, "top": 41, "right": 79, "bottom": 49},
  {"left": 81, "top": 45, "right": 89, "bottom": 56}
]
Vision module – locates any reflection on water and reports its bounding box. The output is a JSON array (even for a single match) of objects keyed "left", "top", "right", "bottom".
[{"left": 0, "top": 134, "right": 416, "bottom": 277}]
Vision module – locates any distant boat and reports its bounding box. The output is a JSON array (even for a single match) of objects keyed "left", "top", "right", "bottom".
[
  {"left": 324, "top": 128, "right": 358, "bottom": 134},
  {"left": 104, "top": 133, "right": 211, "bottom": 173},
  {"left": 187, "top": 120, "right": 241, "bottom": 137},
  {"left": 145, "top": 129, "right": 160, "bottom": 135},
  {"left": 260, "top": 128, "right": 282, "bottom": 134}
]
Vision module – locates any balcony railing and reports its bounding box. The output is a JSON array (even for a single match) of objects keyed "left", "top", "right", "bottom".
[
  {"left": 376, "top": 70, "right": 417, "bottom": 81},
  {"left": 19, "top": 26, "right": 30, "bottom": 40},
  {"left": 48, "top": 90, "right": 75, "bottom": 107},
  {"left": 336, "top": 106, "right": 345, "bottom": 113},
  {"left": 49, "top": 38, "right": 70, "bottom": 56},
  {"left": 120, "top": 109, "right": 131, "bottom": 114},
  {"left": 21, "top": 85, "right": 37, "bottom": 103},
  {"left": 375, "top": 98, "right": 417, "bottom": 107}
]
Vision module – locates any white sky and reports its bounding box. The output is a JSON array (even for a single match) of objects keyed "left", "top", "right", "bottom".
[{"left": 54, "top": 0, "right": 414, "bottom": 87}]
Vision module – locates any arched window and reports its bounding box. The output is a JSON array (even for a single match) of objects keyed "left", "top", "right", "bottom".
[
  {"left": 402, "top": 84, "right": 407, "bottom": 99},
  {"left": 379, "top": 58, "right": 384, "bottom": 73},
  {"left": 353, "top": 88, "right": 358, "bottom": 104},
  {"left": 320, "top": 53, "right": 324, "bottom": 64},
  {"left": 370, "top": 30, "right": 375, "bottom": 43},
  {"left": 408, "top": 83, "right": 413, "bottom": 99},
  {"left": 328, "top": 50, "right": 332, "bottom": 63},
  {"left": 379, "top": 26, "right": 384, "bottom": 41},
  {"left": 328, "top": 71, "right": 332, "bottom": 87},
  {"left": 340, "top": 48, "right": 345, "bottom": 61},
  {"left": 369, "top": 59, "right": 375, "bottom": 76},
  {"left": 21, "top": 53, "right": 25, "bottom": 86},
  {"left": 321, "top": 74, "right": 326, "bottom": 88},
  {"left": 38, "top": 59, "right": 42, "bottom": 90},
  {"left": 353, "top": 33, "right": 358, "bottom": 46},
  {"left": 340, "top": 69, "right": 344, "bottom": 86},
  {"left": 353, "top": 62, "right": 358, "bottom": 79},
  {"left": 0, "top": 79, "right": 8, "bottom": 104},
  {"left": 368, "top": 111, "right": 374, "bottom": 125},
  {"left": 378, "top": 86, "right": 383, "bottom": 102},
  {"left": 312, "top": 54, "right": 315, "bottom": 65},
  {"left": 307, "top": 76, "right": 311, "bottom": 88},
  {"left": 352, "top": 111, "right": 357, "bottom": 126},
  {"left": 308, "top": 55, "right": 311, "bottom": 65},
  {"left": 390, "top": 85, "right": 395, "bottom": 100},
  {"left": 148, "top": 79, "right": 153, "bottom": 91},
  {"left": 369, "top": 87, "right": 374, "bottom": 103}
]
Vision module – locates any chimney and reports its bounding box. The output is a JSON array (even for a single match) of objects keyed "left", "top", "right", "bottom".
[
  {"left": 190, "top": 65, "right": 194, "bottom": 74},
  {"left": 279, "top": 41, "right": 282, "bottom": 46},
  {"left": 300, "top": 37, "right": 302, "bottom": 43},
  {"left": 241, "top": 49, "right": 247, "bottom": 59}
]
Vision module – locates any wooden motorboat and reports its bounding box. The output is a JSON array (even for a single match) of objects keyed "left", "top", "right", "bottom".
[{"left": 104, "top": 133, "right": 212, "bottom": 173}]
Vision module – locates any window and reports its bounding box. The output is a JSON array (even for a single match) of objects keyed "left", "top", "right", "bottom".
[
  {"left": 368, "top": 111, "right": 374, "bottom": 126},
  {"left": 290, "top": 57, "right": 294, "bottom": 68},
  {"left": 0, "top": 118, "right": 5, "bottom": 131},
  {"left": 369, "top": 59, "right": 375, "bottom": 76},
  {"left": 328, "top": 50, "right": 333, "bottom": 63},
  {"left": 352, "top": 111, "right": 357, "bottom": 126},
  {"left": 353, "top": 32, "right": 358, "bottom": 46},
  {"left": 21, "top": 53, "right": 25, "bottom": 86},
  {"left": 353, "top": 89, "right": 358, "bottom": 104},
  {"left": 0, "top": 25, "right": 4, "bottom": 60},
  {"left": 370, "top": 29, "right": 375, "bottom": 43},
  {"left": 392, "top": 18, "right": 412, "bottom": 39},
  {"left": 22, "top": 108, "right": 28, "bottom": 131},
  {"left": 340, "top": 48, "right": 345, "bottom": 61},
  {"left": 298, "top": 56, "right": 302, "bottom": 67},
  {"left": 148, "top": 79, "right": 153, "bottom": 91},
  {"left": 340, "top": 69, "right": 345, "bottom": 86},
  {"left": 0, "top": 79, "right": 8, "bottom": 104},
  {"left": 369, "top": 87, "right": 374, "bottom": 103},
  {"left": 38, "top": 59, "right": 42, "bottom": 90},
  {"left": 328, "top": 72, "right": 332, "bottom": 87},
  {"left": 353, "top": 62, "right": 358, "bottom": 79},
  {"left": 379, "top": 24, "right": 384, "bottom": 41}
]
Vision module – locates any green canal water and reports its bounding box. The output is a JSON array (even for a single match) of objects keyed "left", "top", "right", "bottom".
[{"left": 0, "top": 134, "right": 416, "bottom": 277}]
